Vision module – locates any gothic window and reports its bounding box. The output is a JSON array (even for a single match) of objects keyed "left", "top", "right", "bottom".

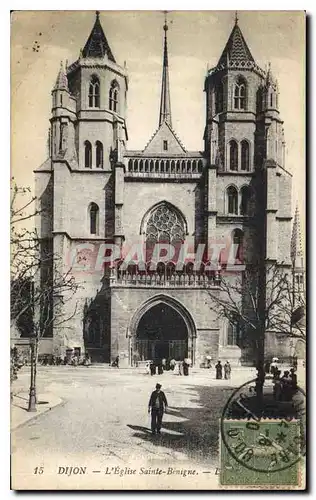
[
  {"left": 88, "top": 75, "right": 100, "bottom": 108},
  {"left": 163, "top": 140, "right": 168, "bottom": 151},
  {"left": 241, "top": 140, "right": 250, "bottom": 171},
  {"left": 270, "top": 93, "right": 273, "bottom": 107},
  {"left": 144, "top": 203, "right": 186, "bottom": 262},
  {"left": 109, "top": 81, "right": 119, "bottom": 112},
  {"left": 240, "top": 186, "right": 252, "bottom": 215},
  {"left": 84, "top": 141, "right": 92, "bottom": 168},
  {"left": 227, "top": 186, "right": 238, "bottom": 215},
  {"left": 227, "top": 321, "right": 240, "bottom": 345},
  {"left": 89, "top": 203, "right": 99, "bottom": 235},
  {"left": 232, "top": 229, "right": 244, "bottom": 261},
  {"left": 234, "top": 78, "right": 246, "bottom": 110},
  {"left": 96, "top": 141, "right": 103, "bottom": 169},
  {"left": 229, "top": 140, "right": 238, "bottom": 171}
]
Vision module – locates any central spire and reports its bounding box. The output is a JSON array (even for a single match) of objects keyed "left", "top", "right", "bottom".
[{"left": 159, "top": 12, "right": 172, "bottom": 128}]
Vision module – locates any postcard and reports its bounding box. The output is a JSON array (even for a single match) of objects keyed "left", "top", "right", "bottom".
[{"left": 11, "top": 10, "right": 306, "bottom": 490}]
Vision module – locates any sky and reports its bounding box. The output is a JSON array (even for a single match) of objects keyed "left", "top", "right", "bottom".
[{"left": 11, "top": 10, "right": 305, "bottom": 239}]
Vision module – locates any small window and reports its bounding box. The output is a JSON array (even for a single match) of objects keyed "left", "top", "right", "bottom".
[
  {"left": 270, "top": 93, "right": 273, "bottom": 107},
  {"left": 234, "top": 79, "right": 246, "bottom": 110},
  {"left": 163, "top": 140, "right": 168, "bottom": 151},
  {"left": 229, "top": 140, "right": 238, "bottom": 171},
  {"left": 60, "top": 94, "right": 63, "bottom": 106},
  {"left": 89, "top": 203, "right": 99, "bottom": 235},
  {"left": 96, "top": 141, "right": 103, "bottom": 169},
  {"left": 227, "top": 321, "right": 240, "bottom": 346},
  {"left": 109, "top": 81, "right": 119, "bottom": 112},
  {"left": 88, "top": 75, "right": 100, "bottom": 108},
  {"left": 241, "top": 140, "right": 250, "bottom": 171},
  {"left": 84, "top": 141, "right": 92, "bottom": 168},
  {"left": 227, "top": 186, "right": 238, "bottom": 215}
]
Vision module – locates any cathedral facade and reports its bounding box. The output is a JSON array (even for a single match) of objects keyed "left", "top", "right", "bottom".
[{"left": 35, "top": 12, "right": 295, "bottom": 366}]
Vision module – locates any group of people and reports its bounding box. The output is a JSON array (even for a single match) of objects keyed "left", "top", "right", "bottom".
[
  {"left": 272, "top": 368, "right": 298, "bottom": 401},
  {"left": 40, "top": 353, "right": 92, "bottom": 367},
  {"left": 215, "top": 360, "right": 231, "bottom": 380},
  {"left": 146, "top": 358, "right": 191, "bottom": 376}
]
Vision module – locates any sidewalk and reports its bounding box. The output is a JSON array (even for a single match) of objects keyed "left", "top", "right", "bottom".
[{"left": 11, "top": 392, "right": 63, "bottom": 430}]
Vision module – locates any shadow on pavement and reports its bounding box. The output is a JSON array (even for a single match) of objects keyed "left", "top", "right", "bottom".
[
  {"left": 127, "top": 384, "right": 234, "bottom": 463},
  {"left": 127, "top": 425, "right": 152, "bottom": 435}
]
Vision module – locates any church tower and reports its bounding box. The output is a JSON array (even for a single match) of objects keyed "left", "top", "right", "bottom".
[{"left": 66, "top": 10, "right": 128, "bottom": 171}]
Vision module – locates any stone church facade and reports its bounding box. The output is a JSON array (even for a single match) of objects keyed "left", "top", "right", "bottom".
[{"left": 35, "top": 12, "right": 295, "bottom": 366}]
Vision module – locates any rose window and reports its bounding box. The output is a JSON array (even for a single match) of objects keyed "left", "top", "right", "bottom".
[{"left": 145, "top": 204, "right": 186, "bottom": 244}]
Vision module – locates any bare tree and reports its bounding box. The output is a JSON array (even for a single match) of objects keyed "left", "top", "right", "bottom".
[
  {"left": 208, "top": 262, "right": 306, "bottom": 359},
  {"left": 11, "top": 180, "right": 80, "bottom": 401}
]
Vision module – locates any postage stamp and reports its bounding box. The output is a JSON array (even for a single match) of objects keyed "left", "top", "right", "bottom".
[
  {"left": 220, "top": 419, "right": 302, "bottom": 487},
  {"left": 220, "top": 377, "right": 306, "bottom": 488}
]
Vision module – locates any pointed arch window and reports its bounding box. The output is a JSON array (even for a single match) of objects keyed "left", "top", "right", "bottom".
[
  {"left": 88, "top": 75, "right": 100, "bottom": 108},
  {"left": 89, "top": 203, "right": 99, "bottom": 235},
  {"left": 241, "top": 140, "right": 250, "bottom": 171},
  {"left": 232, "top": 229, "right": 244, "bottom": 261},
  {"left": 227, "top": 321, "right": 240, "bottom": 346},
  {"left": 96, "top": 141, "right": 103, "bottom": 169},
  {"left": 144, "top": 203, "right": 186, "bottom": 263},
  {"left": 227, "top": 186, "right": 238, "bottom": 215},
  {"left": 229, "top": 140, "right": 238, "bottom": 171},
  {"left": 84, "top": 141, "right": 92, "bottom": 168},
  {"left": 109, "top": 81, "right": 119, "bottom": 112},
  {"left": 234, "top": 78, "right": 246, "bottom": 110}
]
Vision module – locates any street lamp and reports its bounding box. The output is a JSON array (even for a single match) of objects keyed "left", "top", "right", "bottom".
[{"left": 28, "top": 336, "right": 37, "bottom": 412}]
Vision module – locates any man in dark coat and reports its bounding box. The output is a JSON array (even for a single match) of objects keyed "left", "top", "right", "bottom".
[
  {"left": 215, "top": 361, "right": 223, "bottom": 379},
  {"left": 148, "top": 383, "right": 168, "bottom": 435}
]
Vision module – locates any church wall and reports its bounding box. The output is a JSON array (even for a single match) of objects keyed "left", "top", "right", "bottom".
[
  {"left": 54, "top": 166, "right": 111, "bottom": 238},
  {"left": 78, "top": 119, "right": 114, "bottom": 170},
  {"left": 35, "top": 171, "right": 53, "bottom": 238},
  {"left": 122, "top": 181, "right": 198, "bottom": 243}
]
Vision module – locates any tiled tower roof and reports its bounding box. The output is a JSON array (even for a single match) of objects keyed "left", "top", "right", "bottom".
[
  {"left": 217, "top": 16, "right": 255, "bottom": 67},
  {"left": 54, "top": 61, "right": 69, "bottom": 90},
  {"left": 82, "top": 11, "right": 116, "bottom": 62}
]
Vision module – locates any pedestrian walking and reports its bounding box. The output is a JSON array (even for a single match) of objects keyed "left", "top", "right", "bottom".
[
  {"left": 183, "top": 358, "right": 190, "bottom": 376},
  {"left": 170, "top": 358, "right": 176, "bottom": 371},
  {"left": 224, "top": 361, "right": 231, "bottom": 380},
  {"left": 206, "top": 355, "right": 212, "bottom": 369},
  {"left": 178, "top": 360, "right": 183, "bottom": 376},
  {"left": 270, "top": 357, "right": 279, "bottom": 377},
  {"left": 150, "top": 360, "right": 156, "bottom": 376},
  {"left": 148, "top": 383, "right": 168, "bottom": 435},
  {"left": 273, "top": 370, "right": 282, "bottom": 401},
  {"left": 157, "top": 359, "right": 163, "bottom": 375},
  {"left": 215, "top": 360, "right": 223, "bottom": 379},
  {"left": 289, "top": 368, "right": 298, "bottom": 390}
]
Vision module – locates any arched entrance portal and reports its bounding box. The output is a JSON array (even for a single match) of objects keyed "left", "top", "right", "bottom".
[
  {"left": 136, "top": 303, "right": 188, "bottom": 361},
  {"left": 130, "top": 295, "right": 196, "bottom": 364}
]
